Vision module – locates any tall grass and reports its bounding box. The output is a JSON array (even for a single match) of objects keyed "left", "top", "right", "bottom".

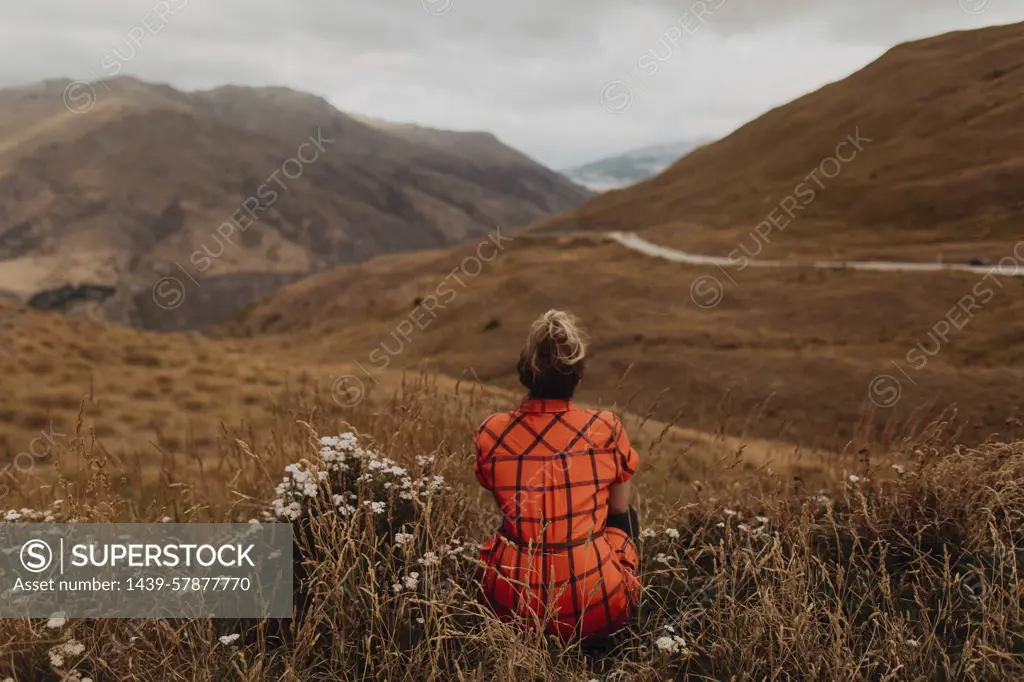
[{"left": 0, "top": 377, "right": 1021, "bottom": 680}]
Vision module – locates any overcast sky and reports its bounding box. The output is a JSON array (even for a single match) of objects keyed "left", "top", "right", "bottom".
[{"left": 1, "top": 1, "right": 1021, "bottom": 168}]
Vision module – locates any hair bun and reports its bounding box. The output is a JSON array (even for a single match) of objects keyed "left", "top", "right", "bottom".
[{"left": 518, "top": 310, "right": 588, "bottom": 398}]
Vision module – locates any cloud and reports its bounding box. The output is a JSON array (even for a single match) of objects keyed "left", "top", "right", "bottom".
[{"left": 0, "top": 0, "right": 1020, "bottom": 167}]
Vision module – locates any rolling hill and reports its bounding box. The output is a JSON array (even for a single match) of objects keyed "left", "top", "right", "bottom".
[
  {"left": 0, "top": 77, "right": 591, "bottom": 330},
  {"left": 534, "top": 22, "right": 1024, "bottom": 263},
  {"left": 0, "top": 297, "right": 832, "bottom": 507},
  {"left": 221, "top": 233, "right": 1024, "bottom": 449},
  {"left": 220, "top": 23, "right": 1024, "bottom": 449}
]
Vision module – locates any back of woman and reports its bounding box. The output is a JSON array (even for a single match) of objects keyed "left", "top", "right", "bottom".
[{"left": 474, "top": 310, "right": 641, "bottom": 639}]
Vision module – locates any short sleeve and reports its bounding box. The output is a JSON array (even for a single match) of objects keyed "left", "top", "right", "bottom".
[
  {"left": 474, "top": 416, "right": 497, "bottom": 491},
  {"left": 612, "top": 416, "right": 639, "bottom": 484}
]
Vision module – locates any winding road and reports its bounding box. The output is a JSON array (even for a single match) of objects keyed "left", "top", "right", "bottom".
[{"left": 606, "top": 231, "right": 1024, "bottom": 278}]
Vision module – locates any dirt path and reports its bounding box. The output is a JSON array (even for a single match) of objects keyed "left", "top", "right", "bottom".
[{"left": 606, "top": 231, "right": 1024, "bottom": 277}]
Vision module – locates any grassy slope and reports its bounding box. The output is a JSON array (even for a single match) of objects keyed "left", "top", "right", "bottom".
[
  {"left": 0, "top": 370, "right": 1020, "bottom": 680},
  {"left": 1, "top": 300, "right": 836, "bottom": 506},
  {"left": 223, "top": 234, "right": 1024, "bottom": 449},
  {"left": 531, "top": 22, "right": 1024, "bottom": 261}
]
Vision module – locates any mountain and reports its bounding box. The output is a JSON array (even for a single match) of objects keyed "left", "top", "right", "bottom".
[
  {"left": 561, "top": 140, "right": 710, "bottom": 191},
  {"left": 0, "top": 77, "right": 592, "bottom": 331},
  {"left": 220, "top": 22, "right": 1024, "bottom": 449},
  {"left": 536, "top": 22, "right": 1024, "bottom": 263}
]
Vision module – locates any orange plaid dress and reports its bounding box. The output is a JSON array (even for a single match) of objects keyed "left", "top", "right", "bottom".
[{"left": 475, "top": 399, "right": 640, "bottom": 638}]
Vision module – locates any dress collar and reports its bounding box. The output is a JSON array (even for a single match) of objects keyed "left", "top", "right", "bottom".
[{"left": 519, "top": 398, "right": 574, "bottom": 414}]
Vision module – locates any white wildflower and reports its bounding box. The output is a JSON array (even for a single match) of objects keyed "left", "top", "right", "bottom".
[
  {"left": 891, "top": 464, "right": 905, "bottom": 474},
  {"left": 61, "top": 641, "right": 84, "bottom": 656},
  {"left": 419, "top": 552, "right": 441, "bottom": 567},
  {"left": 756, "top": 516, "right": 769, "bottom": 524},
  {"left": 664, "top": 528, "right": 680, "bottom": 539},
  {"left": 416, "top": 617, "right": 425, "bottom": 624},
  {"left": 848, "top": 474, "right": 860, "bottom": 483},
  {"left": 48, "top": 640, "right": 85, "bottom": 668},
  {"left": 654, "top": 635, "right": 674, "bottom": 651},
  {"left": 394, "top": 533, "right": 415, "bottom": 546},
  {"left": 906, "top": 638, "right": 919, "bottom": 647},
  {"left": 640, "top": 528, "right": 656, "bottom": 539},
  {"left": 716, "top": 522, "right": 725, "bottom": 528},
  {"left": 723, "top": 509, "right": 738, "bottom": 517},
  {"left": 655, "top": 634, "right": 687, "bottom": 654},
  {"left": 403, "top": 572, "right": 420, "bottom": 590},
  {"left": 46, "top": 613, "right": 67, "bottom": 629},
  {"left": 218, "top": 633, "right": 240, "bottom": 646}
]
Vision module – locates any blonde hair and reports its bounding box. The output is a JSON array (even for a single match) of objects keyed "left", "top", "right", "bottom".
[{"left": 520, "top": 309, "right": 588, "bottom": 375}]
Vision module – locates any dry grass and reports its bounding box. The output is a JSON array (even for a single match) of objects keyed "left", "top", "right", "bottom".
[
  {"left": 531, "top": 22, "right": 1024, "bottom": 261},
  {"left": 0, "top": 376, "right": 1021, "bottom": 681},
  {"left": 225, "top": 235, "right": 1024, "bottom": 450},
  {"left": 0, "top": 300, "right": 837, "bottom": 500}
]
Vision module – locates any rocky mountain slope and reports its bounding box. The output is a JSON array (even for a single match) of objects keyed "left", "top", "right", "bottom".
[{"left": 0, "top": 77, "right": 591, "bottom": 330}]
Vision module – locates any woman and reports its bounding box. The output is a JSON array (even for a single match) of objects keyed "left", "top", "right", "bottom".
[{"left": 475, "top": 309, "right": 641, "bottom": 639}]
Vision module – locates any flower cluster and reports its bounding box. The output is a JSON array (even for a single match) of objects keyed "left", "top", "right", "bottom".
[
  {"left": 655, "top": 632, "right": 688, "bottom": 655},
  {"left": 263, "top": 432, "right": 452, "bottom": 523},
  {"left": 218, "top": 633, "right": 241, "bottom": 646},
  {"left": 0, "top": 500, "right": 63, "bottom": 524},
  {"left": 393, "top": 572, "right": 420, "bottom": 593},
  {"left": 392, "top": 532, "right": 477, "bottom": 569},
  {"left": 653, "top": 553, "right": 676, "bottom": 566},
  {"left": 48, "top": 638, "right": 85, "bottom": 668}
]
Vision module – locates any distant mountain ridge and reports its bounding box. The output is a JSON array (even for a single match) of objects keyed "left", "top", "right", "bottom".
[
  {"left": 0, "top": 77, "right": 593, "bottom": 330},
  {"left": 561, "top": 140, "right": 711, "bottom": 191}
]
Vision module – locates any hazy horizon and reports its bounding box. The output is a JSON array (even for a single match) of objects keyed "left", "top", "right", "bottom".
[{"left": 1, "top": 2, "right": 1021, "bottom": 167}]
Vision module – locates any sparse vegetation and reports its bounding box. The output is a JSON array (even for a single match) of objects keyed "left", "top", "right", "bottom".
[{"left": 0, "top": 378, "right": 1021, "bottom": 681}]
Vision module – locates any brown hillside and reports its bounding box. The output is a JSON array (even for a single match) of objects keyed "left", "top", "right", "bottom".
[
  {"left": 219, "top": 23, "right": 1024, "bottom": 449},
  {"left": 533, "top": 22, "right": 1024, "bottom": 262},
  {"left": 0, "top": 300, "right": 828, "bottom": 505},
  {"left": 223, "top": 234, "right": 1024, "bottom": 450},
  {"left": 0, "top": 77, "right": 591, "bottom": 331}
]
